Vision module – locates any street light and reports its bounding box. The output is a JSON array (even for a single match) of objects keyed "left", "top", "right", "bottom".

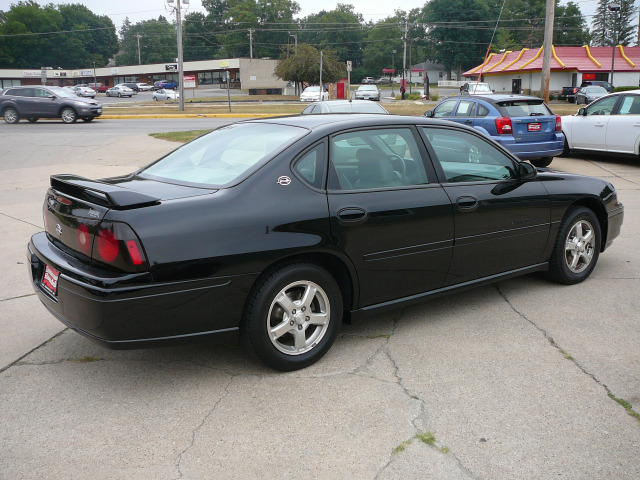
[
  {"left": 391, "top": 49, "right": 396, "bottom": 96},
  {"left": 609, "top": 2, "right": 621, "bottom": 88},
  {"left": 92, "top": 60, "right": 96, "bottom": 88}
]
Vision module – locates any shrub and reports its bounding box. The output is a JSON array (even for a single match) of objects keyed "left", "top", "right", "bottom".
[{"left": 613, "top": 86, "right": 639, "bottom": 92}]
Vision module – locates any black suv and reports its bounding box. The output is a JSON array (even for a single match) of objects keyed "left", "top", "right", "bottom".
[
  {"left": 0, "top": 85, "right": 103, "bottom": 124},
  {"left": 581, "top": 80, "right": 613, "bottom": 92},
  {"left": 119, "top": 82, "right": 140, "bottom": 93}
]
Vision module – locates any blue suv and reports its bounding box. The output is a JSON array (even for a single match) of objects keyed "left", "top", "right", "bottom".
[
  {"left": 153, "top": 80, "right": 178, "bottom": 90},
  {"left": 425, "top": 94, "right": 564, "bottom": 167}
]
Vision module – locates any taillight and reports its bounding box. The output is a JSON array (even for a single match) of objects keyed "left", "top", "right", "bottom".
[
  {"left": 76, "top": 223, "right": 92, "bottom": 255},
  {"left": 555, "top": 115, "right": 562, "bottom": 132},
  {"left": 495, "top": 117, "right": 512, "bottom": 134},
  {"left": 91, "top": 221, "right": 147, "bottom": 272}
]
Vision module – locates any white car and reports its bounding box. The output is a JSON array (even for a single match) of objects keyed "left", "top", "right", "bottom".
[
  {"left": 105, "top": 85, "right": 134, "bottom": 98},
  {"left": 68, "top": 86, "right": 96, "bottom": 98},
  {"left": 460, "top": 82, "right": 493, "bottom": 95},
  {"left": 300, "top": 86, "right": 328, "bottom": 102},
  {"left": 152, "top": 89, "right": 180, "bottom": 101},
  {"left": 354, "top": 85, "right": 381, "bottom": 101},
  {"left": 562, "top": 89, "right": 640, "bottom": 156},
  {"left": 136, "top": 83, "right": 153, "bottom": 92}
]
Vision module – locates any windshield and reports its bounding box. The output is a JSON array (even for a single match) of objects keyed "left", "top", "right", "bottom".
[
  {"left": 469, "top": 84, "right": 492, "bottom": 92},
  {"left": 140, "top": 123, "right": 307, "bottom": 187},
  {"left": 586, "top": 87, "right": 606, "bottom": 93},
  {"left": 48, "top": 86, "right": 77, "bottom": 98},
  {"left": 498, "top": 100, "right": 551, "bottom": 116},
  {"left": 358, "top": 85, "right": 377, "bottom": 91},
  {"left": 328, "top": 103, "right": 387, "bottom": 113},
  {"left": 304, "top": 86, "right": 321, "bottom": 92}
]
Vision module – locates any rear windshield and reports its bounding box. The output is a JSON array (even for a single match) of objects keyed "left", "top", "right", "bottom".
[
  {"left": 498, "top": 100, "right": 551, "bottom": 117},
  {"left": 328, "top": 103, "right": 387, "bottom": 113},
  {"left": 139, "top": 123, "right": 307, "bottom": 187}
]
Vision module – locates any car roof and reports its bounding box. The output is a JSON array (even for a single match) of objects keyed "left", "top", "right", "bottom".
[
  {"left": 245, "top": 114, "right": 458, "bottom": 131},
  {"left": 463, "top": 94, "right": 547, "bottom": 104}
]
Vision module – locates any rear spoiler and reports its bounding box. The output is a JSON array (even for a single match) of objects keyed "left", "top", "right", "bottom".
[{"left": 50, "top": 174, "right": 160, "bottom": 209}]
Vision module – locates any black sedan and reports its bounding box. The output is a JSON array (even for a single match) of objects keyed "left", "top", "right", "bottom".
[{"left": 27, "top": 115, "right": 624, "bottom": 371}]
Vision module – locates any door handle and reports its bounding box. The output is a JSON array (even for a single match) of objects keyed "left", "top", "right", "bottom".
[
  {"left": 594, "top": 123, "right": 605, "bottom": 127},
  {"left": 464, "top": 120, "right": 473, "bottom": 124},
  {"left": 337, "top": 207, "right": 367, "bottom": 223},
  {"left": 456, "top": 195, "right": 479, "bottom": 211}
]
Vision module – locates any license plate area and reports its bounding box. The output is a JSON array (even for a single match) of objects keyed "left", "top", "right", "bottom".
[
  {"left": 41, "top": 264, "right": 60, "bottom": 297},
  {"left": 528, "top": 123, "right": 541, "bottom": 132}
]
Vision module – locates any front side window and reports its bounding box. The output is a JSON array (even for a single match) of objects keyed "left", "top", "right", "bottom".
[
  {"left": 140, "top": 123, "right": 308, "bottom": 187},
  {"left": 433, "top": 100, "right": 457, "bottom": 118},
  {"left": 422, "top": 127, "right": 517, "bottom": 183},
  {"left": 585, "top": 95, "right": 618, "bottom": 116},
  {"left": 330, "top": 128, "right": 429, "bottom": 190}
]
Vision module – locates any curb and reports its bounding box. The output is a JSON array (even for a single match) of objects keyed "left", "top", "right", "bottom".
[{"left": 99, "top": 113, "right": 286, "bottom": 119}]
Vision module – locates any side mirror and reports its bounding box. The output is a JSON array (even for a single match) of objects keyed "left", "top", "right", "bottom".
[
  {"left": 424, "top": 110, "right": 434, "bottom": 118},
  {"left": 518, "top": 161, "right": 537, "bottom": 181},
  {"left": 578, "top": 107, "right": 587, "bottom": 116},
  {"left": 48, "top": 95, "right": 56, "bottom": 100}
]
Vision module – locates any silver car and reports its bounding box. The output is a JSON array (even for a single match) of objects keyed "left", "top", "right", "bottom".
[
  {"left": 354, "top": 85, "right": 381, "bottom": 101},
  {"left": 106, "top": 85, "right": 134, "bottom": 98},
  {"left": 68, "top": 86, "right": 96, "bottom": 99},
  {"left": 152, "top": 89, "right": 180, "bottom": 101},
  {"left": 575, "top": 86, "right": 608, "bottom": 105},
  {"left": 301, "top": 100, "right": 388, "bottom": 114}
]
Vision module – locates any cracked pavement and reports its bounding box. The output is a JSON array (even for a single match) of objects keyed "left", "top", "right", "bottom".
[{"left": 1, "top": 121, "right": 639, "bottom": 479}]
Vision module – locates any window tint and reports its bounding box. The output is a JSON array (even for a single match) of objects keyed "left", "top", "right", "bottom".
[
  {"left": 9, "top": 88, "right": 33, "bottom": 97},
  {"left": 617, "top": 95, "right": 640, "bottom": 115},
  {"left": 35, "top": 88, "right": 51, "bottom": 98},
  {"left": 293, "top": 143, "right": 325, "bottom": 189},
  {"left": 433, "top": 100, "right": 456, "bottom": 117},
  {"left": 330, "top": 128, "right": 429, "bottom": 190},
  {"left": 455, "top": 100, "right": 475, "bottom": 117},
  {"left": 422, "top": 127, "right": 517, "bottom": 183},
  {"left": 498, "top": 100, "right": 550, "bottom": 116},
  {"left": 585, "top": 95, "right": 618, "bottom": 116},
  {"left": 476, "top": 104, "right": 490, "bottom": 117}
]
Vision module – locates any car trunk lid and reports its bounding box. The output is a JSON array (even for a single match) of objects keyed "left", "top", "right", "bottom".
[{"left": 497, "top": 99, "right": 557, "bottom": 143}]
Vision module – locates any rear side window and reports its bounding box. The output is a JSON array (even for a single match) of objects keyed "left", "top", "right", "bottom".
[
  {"left": 617, "top": 95, "right": 640, "bottom": 115},
  {"left": 455, "top": 100, "right": 475, "bottom": 117},
  {"left": 498, "top": 100, "right": 551, "bottom": 117},
  {"left": 293, "top": 143, "right": 325, "bottom": 189}
]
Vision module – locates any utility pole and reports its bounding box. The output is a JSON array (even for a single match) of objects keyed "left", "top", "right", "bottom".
[
  {"left": 402, "top": 22, "right": 408, "bottom": 100},
  {"left": 249, "top": 29, "right": 253, "bottom": 59},
  {"left": 172, "top": 0, "right": 185, "bottom": 111},
  {"left": 609, "top": 3, "right": 621, "bottom": 87},
  {"left": 540, "top": 0, "right": 555, "bottom": 102},
  {"left": 136, "top": 34, "right": 142, "bottom": 64},
  {"left": 319, "top": 50, "right": 323, "bottom": 101}
]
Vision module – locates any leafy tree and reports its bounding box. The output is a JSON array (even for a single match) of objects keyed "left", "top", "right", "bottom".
[
  {"left": 274, "top": 43, "right": 345, "bottom": 90},
  {"left": 0, "top": 1, "right": 117, "bottom": 69},
  {"left": 361, "top": 16, "right": 403, "bottom": 77},
  {"left": 183, "top": 11, "right": 222, "bottom": 61},
  {"left": 554, "top": 2, "right": 590, "bottom": 47},
  {"left": 116, "top": 16, "right": 177, "bottom": 66}
]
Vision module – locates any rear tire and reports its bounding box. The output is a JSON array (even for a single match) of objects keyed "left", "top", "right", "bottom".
[
  {"left": 3, "top": 107, "right": 19, "bottom": 124},
  {"left": 547, "top": 207, "right": 601, "bottom": 285},
  {"left": 242, "top": 262, "right": 342, "bottom": 371},
  {"left": 530, "top": 157, "right": 553, "bottom": 168}
]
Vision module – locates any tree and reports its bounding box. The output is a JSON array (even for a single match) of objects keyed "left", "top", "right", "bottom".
[
  {"left": 0, "top": 1, "right": 118, "bottom": 69},
  {"left": 591, "top": 0, "right": 636, "bottom": 47},
  {"left": 116, "top": 16, "right": 177, "bottom": 66},
  {"left": 361, "top": 16, "right": 404, "bottom": 77},
  {"left": 183, "top": 11, "right": 223, "bottom": 61},
  {"left": 554, "top": 2, "right": 590, "bottom": 47},
  {"left": 274, "top": 43, "right": 344, "bottom": 90}
]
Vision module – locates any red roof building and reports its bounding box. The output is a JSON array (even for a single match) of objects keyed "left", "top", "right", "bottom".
[{"left": 462, "top": 45, "right": 640, "bottom": 93}]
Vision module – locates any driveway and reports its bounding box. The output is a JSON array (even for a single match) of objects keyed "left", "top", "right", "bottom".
[{"left": 0, "top": 120, "right": 638, "bottom": 479}]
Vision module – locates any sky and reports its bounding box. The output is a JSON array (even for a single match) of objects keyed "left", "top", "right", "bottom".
[{"left": 0, "top": 0, "right": 607, "bottom": 31}]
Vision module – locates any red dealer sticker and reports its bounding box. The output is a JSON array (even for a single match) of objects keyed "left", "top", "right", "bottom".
[
  {"left": 528, "top": 123, "right": 542, "bottom": 132},
  {"left": 41, "top": 265, "right": 60, "bottom": 296}
]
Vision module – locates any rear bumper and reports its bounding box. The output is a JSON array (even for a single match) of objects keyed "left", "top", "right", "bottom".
[
  {"left": 28, "top": 232, "right": 255, "bottom": 348},
  {"left": 491, "top": 134, "right": 565, "bottom": 160}
]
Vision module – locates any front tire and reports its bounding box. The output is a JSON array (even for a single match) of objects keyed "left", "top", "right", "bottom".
[
  {"left": 60, "top": 107, "right": 77, "bottom": 124},
  {"left": 242, "top": 262, "right": 343, "bottom": 371},
  {"left": 547, "top": 207, "right": 601, "bottom": 285},
  {"left": 530, "top": 157, "right": 553, "bottom": 168},
  {"left": 3, "top": 107, "right": 19, "bottom": 124}
]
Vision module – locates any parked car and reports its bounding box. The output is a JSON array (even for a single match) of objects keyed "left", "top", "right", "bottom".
[
  {"left": 374, "top": 77, "right": 391, "bottom": 84},
  {"left": 562, "top": 89, "right": 640, "bottom": 157},
  {"left": 460, "top": 82, "right": 493, "bottom": 95},
  {"left": 424, "top": 94, "right": 564, "bottom": 167},
  {"left": 95, "top": 85, "right": 110, "bottom": 93},
  {"left": 153, "top": 80, "right": 178, "bottom": 90},
  {"left": 301, "top": 100, "right": 388, "bottom": 114},
  {"left": 581, "top": 80, "right": 613, "bottom": 93},
  {"left": 68, "top": 85, "right": 96, "bottom": 99},
  {"left": 152, "top": 89, "right": 180, "bottom": 101},
  {"left": 27, "top": 115, "right": 623, "bottom": 371},
  {"left": 0, "top": 85, "right": 102, "bottom": 124},
  {"left": 560, "top": 86, "right": 580, "bottom": 103},
  {"left": 105, "top": 85, "right": 134, "bottom": 98},
  {"left": 354, "top": 85, "right": 381, "bottom": 101},
  {"left": 300, "top": 85, "right": 329, "bottom": 102},
  {"left": 119, "top": 83, "right": 139, "bottom": 93},
  {"left": 575, "top": 86, "right": 608, "bottom": 105},
  {"left": 361, "top": 77, "right": 375, "bottom": 84},
  {"left": 136, "top": 83, "right": 153, "bottom": 92}
]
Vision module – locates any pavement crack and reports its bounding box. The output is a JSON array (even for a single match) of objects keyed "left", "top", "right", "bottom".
[
  {"left": 495, "top": 284, "right": 640, "bottom": 425},
  {"left": 0, "top": 212, "right": 42, "bottom": 230},
  {"left": 0, "top": 328, "right": 68, "bottom": 374},
  {"left": 173, "top": 375, "right": 234, "bottom": 480},
  {"left": 0, "top": 293, "right": 36, "bottom": 302}
]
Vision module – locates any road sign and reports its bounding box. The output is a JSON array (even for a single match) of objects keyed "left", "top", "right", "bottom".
[
  {"left": 346, "top": 61, "right": 352, "bottom": 72},
  {"left": 184, "top": 75, "right": 196, "bottom": 88}
]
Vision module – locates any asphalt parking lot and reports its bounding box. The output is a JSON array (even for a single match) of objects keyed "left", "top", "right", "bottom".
[{"left": 0, "top": 118, "right": 638, "bottom": 479}]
